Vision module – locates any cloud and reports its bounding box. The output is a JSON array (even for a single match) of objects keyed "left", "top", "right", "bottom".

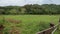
[
  {"left": 25, "top": 0, "right": 43, "bottom": 4},
  {"left": 41, "top": 0, "right": 60, "bottom": 4},
  {"left": 0, "top": 0, "right": 26, "bottom": 6},
  {"left": 52, "top": 0, "right": 60, "bottom": 4},
  {"left": 0, "top": 0, "right": 44, "bottom": 6},
  {"left": 0, "top": 0, "right": 60, "bottom": 6}
]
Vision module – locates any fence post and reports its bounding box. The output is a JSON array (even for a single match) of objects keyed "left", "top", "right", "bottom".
[
  {"left": 59, "top": 18, "right": 60, "bottom": 24},
  {"left": 58, "top": 18, "right": 60, "bottom": 30},
  {"left": 50, "top": 23, "right": 54, "bottom": 27}
]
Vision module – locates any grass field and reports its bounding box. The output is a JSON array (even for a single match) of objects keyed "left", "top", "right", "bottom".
[{"left": 0, "top": 15, "right": 60, "bottom": 34}]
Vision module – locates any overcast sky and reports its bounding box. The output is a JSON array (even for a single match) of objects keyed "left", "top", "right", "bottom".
[{"left": 0, "top": 0, "right": 60, "bottom": 6}]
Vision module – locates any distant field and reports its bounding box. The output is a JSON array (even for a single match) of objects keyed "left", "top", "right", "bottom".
[{"left": 0, "top": 15, "right": 60, "bottom": 34}]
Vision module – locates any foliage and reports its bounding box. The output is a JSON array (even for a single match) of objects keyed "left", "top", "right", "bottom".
[
  {"left": 0, "top": 15, "right": 59, "bottom": 34},
  {"left": 0, "top": 4, "right": 60, "bottom": 15}
]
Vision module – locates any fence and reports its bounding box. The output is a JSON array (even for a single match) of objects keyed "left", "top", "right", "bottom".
[{"left": 36, "top": 18, "right": 60, "bottom": 34}]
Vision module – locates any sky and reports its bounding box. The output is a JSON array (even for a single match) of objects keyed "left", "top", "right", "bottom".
[{"left": 0, "top": 0, "right": 60, "bottom": 6}]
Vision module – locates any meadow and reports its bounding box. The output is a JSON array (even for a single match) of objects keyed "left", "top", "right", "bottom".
[{"left": 0, "top": 15, "right": 60, "bottom": 34}]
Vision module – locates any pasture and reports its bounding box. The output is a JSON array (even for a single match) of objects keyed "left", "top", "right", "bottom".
[{"left": 0, "top": 15, "right": 60, "bottom": 34}]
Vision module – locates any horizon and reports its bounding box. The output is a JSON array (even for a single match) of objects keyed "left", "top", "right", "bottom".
[{"left": 0, "top": 4, "right": 60, "bottom": 7}]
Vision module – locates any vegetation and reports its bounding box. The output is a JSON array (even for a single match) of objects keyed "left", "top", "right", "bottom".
[
  {"left": 0, "top": 15, "right": 59, "bottom": 34},
  {"left": 0, "top": 4, "right": 60, "bottom": 15},
  {"left": 0, "top": 4, "right": 60, "bottom": 34}
]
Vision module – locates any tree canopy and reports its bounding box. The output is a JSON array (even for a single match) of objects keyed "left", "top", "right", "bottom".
[{"left": 0, "top": 4, "right": 60, "bottom": 15}]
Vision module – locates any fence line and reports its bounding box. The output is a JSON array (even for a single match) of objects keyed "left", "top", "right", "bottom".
[
  {"left": 51, "top": 27, "right": 57, "bottom": 34},
  {"left": 36, "top": 18, "right": 60, "bottom": 34}
]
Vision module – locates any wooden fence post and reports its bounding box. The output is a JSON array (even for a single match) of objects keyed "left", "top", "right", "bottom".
[
  {"left": 58, "top": 18, "right": 60, "bottom": 30},
  {"left": 50, "top": 23, "right": 54, "bottom": 27},
  {"left": 59, "top": 18, "right": 60, "bottom": 24}
]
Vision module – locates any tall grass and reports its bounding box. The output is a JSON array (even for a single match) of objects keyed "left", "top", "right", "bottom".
[{"left": 0, "top": 15, "right": 59, "bottom": 34}]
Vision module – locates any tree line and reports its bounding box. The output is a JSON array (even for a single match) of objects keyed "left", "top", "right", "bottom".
[{"left": 0, "top": 4, "right": 60, "bottom": 15}]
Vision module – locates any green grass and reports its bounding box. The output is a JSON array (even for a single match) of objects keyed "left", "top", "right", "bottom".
[{"left": 0, "top": 15, "right": 60, "bottom": 34}]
